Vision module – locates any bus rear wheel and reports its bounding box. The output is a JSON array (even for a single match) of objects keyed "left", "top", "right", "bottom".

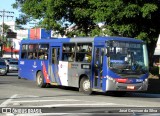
[
  {"left": 80, "top": 77, "right": 92, "bottom": 95},
  {"left": 36, "top": 71, "right": 46, "bottom": 88}
]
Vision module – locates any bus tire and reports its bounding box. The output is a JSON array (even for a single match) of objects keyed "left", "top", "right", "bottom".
[
  {"left": 80, "top": 77, "right": 92, "bottom": 95},
  {"left": 36, "top": 71, "right": 46, "bottom": 88}
]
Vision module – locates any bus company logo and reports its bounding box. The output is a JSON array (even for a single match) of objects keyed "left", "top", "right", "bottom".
[
  {"left": 2, "top": 108, "right": 11, "bottom": 113},
  {"left": 136, "top": 79, "right": 143, "bottom": 82},
  {"left": 20, "top": 61, "right": 24, "bottom": 65},
  {"left": 33, "top": 61, "right": 37, "bottom": 68}
]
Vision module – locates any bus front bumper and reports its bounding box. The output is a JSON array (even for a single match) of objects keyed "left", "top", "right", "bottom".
[{"left": 106, "top": 79, "right": 148, "bottom": 91}]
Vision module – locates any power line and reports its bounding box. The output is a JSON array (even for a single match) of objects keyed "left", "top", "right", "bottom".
[{"left": 0, "top": 9, "right": 14, "bottom": 40}]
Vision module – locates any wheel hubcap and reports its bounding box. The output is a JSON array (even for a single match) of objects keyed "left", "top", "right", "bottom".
[
  {"left": 83, "top": 79, "right": 90, "bottom": 91},
  {"left": 37, "top": 75, "right": 42, "bottom": 85}
]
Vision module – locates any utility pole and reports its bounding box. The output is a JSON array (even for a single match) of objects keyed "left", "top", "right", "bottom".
[{"left": 0, "top": 9, "right": 14, "bottom": 57}]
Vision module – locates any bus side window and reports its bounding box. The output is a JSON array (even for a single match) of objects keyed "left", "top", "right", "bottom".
[
  {"left": 62, "top": 43, "right": 75, "bottom": 62},
  {"left": 28, "top": 52, "right": 33, "bottom": 59},
  {"left": 76, "top": 43, "right": 92, "bottom": 63},
  {"left": 21, "top": 44, "right": 28, "bottom": 59},
  {"left": 68, "top": 53, "right": 74, "bottom": 62},
  {"left": 63, "top": 54, "right": 68, "bottom": 61},
  {"left": 32, "top": 52, "right": 37, "bottom": 59},
  {"left": 21, "top": 52, "right": 27, "bottom": 59},
  {"left": 38, "top": 49, "right": 45, "bottom": 59}
]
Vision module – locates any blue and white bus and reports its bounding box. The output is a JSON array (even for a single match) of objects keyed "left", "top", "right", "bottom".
[{"left": 18, "top": 36, "right": 149, "bottom": 95}]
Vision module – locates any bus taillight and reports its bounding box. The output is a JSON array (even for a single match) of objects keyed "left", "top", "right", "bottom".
[{"left": 115, "top": 78, "right": 128, "bottom": 83}]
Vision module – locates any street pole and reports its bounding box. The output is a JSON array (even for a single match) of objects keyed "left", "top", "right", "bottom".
[{"left": 0, "top": 9, "right": 14, "bottom": 57}]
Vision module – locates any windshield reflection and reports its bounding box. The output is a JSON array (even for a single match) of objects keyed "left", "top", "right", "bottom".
[{"left": 108, "top": 42, "right": 149, "bottom": 75}]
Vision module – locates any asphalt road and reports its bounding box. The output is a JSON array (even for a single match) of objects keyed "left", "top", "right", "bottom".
[{"left": 0, "top": 74, "right": 160, "bottom": 116}]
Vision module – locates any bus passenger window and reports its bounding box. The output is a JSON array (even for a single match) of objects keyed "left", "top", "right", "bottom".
[
  {"left": 21, "top": 52, "right": 27, "bottom": 59},
  {"left": 44, "top": 53, "right": 48, "bottom": 59},
  {"left": 39, "top": 54, "right": 44, "bottom": 59},
  {"left": 76, "top": 43, "right": 92, "bottom": 63},
  {"left": 38, "top": 49, "right": 44, "bottom": 59},
  {"left": 63, "top": 54, "right": 68, "bottom": 61},
  {"left": 32, "top": 52, "right": 37, "bottom": 59},
  {"left": 28, "top": 52, "right": 33, "bottom": 59},
  {"left": 62, "top": 43, "right": 75, "bottom": 62},
  {"left": 68, "top": 53, "right": 74, "bottom": 62},
  {"left": 83, "top": 52, "right": 92, "bottom": 63}
]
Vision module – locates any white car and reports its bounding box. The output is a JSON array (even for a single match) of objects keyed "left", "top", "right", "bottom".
[{"left": 8, "top": 61, "right": 18, "bottom": 72}]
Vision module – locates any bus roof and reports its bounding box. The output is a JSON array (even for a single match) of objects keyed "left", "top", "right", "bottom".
[{"left": 20, "top": 36, "right": 144, "bottom": 44}]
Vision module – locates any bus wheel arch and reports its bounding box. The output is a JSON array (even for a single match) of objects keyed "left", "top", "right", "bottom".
[
  {"left": 79, "top": 75, "right": 92, "bottom": 95},
  {"left": 36, "top": 71, "right": 46, "bottom": 88}
]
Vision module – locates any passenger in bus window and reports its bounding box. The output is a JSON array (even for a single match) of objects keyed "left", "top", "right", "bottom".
[
  {"left": 62, "top": 54, "right": 67, "bottom": 61},
  {"left": 68, "top": 53, "right": 74, "bottom": 62},
  {"left": 44, "top": 53, "right": 48, "bottom": 59},
  {"left": 87, "top": 46, "right": 92, "bottom": 52},
  {"left": 39, "top": 54, "right": 44, "bottom": 59},
  {"left": 28, "top": 52, "right": 33, "bottom": 59},
  {"left": 38, "top": 49, "right": 45, "bottom": 59},
  {"left": 84, "top": 52, "right": 91, "bottom": 63},
  {"left": 33, "top": 53, "right": 37, "bottom": 59}
]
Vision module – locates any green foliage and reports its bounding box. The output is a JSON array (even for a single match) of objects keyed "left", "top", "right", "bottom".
[
  {"left": 12, "top": 0, "right": 160, "bottom": 66},
  {"left": 0, "top": 23, "right": 10, "bottom": 33},
  {"left": 141, "top": 4, "right": 158, "bottom": 18}
]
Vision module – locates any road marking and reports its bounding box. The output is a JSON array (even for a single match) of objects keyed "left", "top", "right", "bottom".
[
  {"left": 11, "top": 99, "right": 81, "bottom": 103},
  {"left": 15, "top": 95, "right": 40, "bottom": 98},
  {"left": 37, "top": 103, "right": 123, "bottom": 107},
  {"left": 0, "top": 94, "right": 143, "bottom": 107},
  {"left": 0, "top": 94, "right": 18, "bottom": 107}
]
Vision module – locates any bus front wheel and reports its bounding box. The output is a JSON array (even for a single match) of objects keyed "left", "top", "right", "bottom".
[
  {"left": 36, "top": 71, "right": 46, "bottom": 88},
  {"left": 80, "top": 77, "right": 92, "bottom": 95}
]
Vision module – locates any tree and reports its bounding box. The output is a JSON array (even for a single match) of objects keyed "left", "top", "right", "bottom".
[
  {"left": 0, "top": 23, "right": 10, "bottom": 43},
  {"left": 90, "top": 0, "right": 160, "bottom": 66},
  {"left": 0, "top": 23, "right": 14, "bottom": 48},
  {"left": 12, "top": 0, "right": 160, "bottom": 65},
  {"left": 0, "top": 23, "right": 10, "bottom": 34},
  {"left": 12, "top": 0, "right": 97, "bottom": 36}
]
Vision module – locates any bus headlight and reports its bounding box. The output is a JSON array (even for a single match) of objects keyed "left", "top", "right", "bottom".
[{"left": 145, "top": 78, "right": 148, "bottom": 82}]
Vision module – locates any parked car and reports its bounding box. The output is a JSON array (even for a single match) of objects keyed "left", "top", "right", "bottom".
[
  {"left": 2, "top": 57, "right": 18, "bottom": 62},
  {"left": 2, "top": 57, "right": 18, "bottom": 72},
  {"left": 1, "top": 58, "right": 9, "bottom": 72},
  {"left": 0, "top": 59, "right": 7, "bottom": 75},
  {"left": 8, "top": 61, "right": 18, "bottom": 73}
]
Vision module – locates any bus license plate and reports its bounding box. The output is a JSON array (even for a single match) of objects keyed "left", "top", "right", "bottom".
[{"left": 127, "top": 85, "right": 135, "bottom": 90}]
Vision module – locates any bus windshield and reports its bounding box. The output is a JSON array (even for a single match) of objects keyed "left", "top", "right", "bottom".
[{"left": 107, "top": 41, "right": 149, "bottom": 75}]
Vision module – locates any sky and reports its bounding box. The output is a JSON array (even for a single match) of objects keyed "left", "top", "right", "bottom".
[
  {"left": 0, "top": 0, "right": 20, "bottom": 22},
  {"left": 0, "top": 0, "right": 33, "bottom": 28}
]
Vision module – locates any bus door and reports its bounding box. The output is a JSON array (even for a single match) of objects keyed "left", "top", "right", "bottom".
[
  {"left": 50, "top": 47, "right": 61, "bottom": 84},
  {"left": 93, "top": 47, "right": 104, "bottom": 89}
]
